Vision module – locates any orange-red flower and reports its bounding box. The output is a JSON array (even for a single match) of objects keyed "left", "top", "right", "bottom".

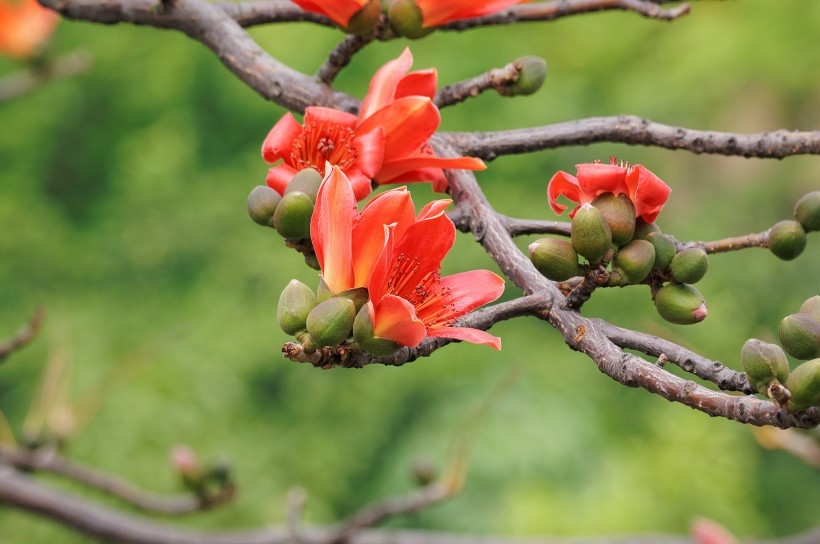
[
  {"left": 413, "top": 0, "right": 533, "bottom": 27},
  {"left": 291, "top": 0, "right": 371, "bottom": 28},
  {"left": 0, "top": 0, "right": 58, "bottom": 59},
  {"left": 547, "top": 158, "right": 671, "bottom": 223},
  {"left": 262, "top": 48, "right": 484, "bottom": 201},
  {"left": 311, "top": 166, "right": 504, "bottom": 349}
]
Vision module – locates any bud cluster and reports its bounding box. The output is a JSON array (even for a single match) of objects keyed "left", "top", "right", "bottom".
[
  {"left": 247, "top": 169, "right": 323, "bottom": 269},
  {"left": 767, "top": 191, "right": 820, "bottom": 261},
  {"left": 529, "top": 191, "right": 709, "bottom": 325},
  {"left": 277, "top": 278, "right": 401, "bottom": 358},
  {"left": 741, "top": 295, "right": 820, "bottom": 413}
]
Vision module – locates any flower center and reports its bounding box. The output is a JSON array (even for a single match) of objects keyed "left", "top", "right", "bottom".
[
  {"left": 290, "top": 119, "right": 358, "bottom": 173},
  {"left": 386, "top": 253, "right": 455, "bottom": 329}
]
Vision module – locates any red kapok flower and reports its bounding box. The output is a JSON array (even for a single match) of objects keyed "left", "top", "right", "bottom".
[
  {"left": 359, "top": 47, "right": 486, "bottom": 192},
  {"left": 0, "top": 0, "right": 58, "bottom": 59},
  {"left": 262, "top": 48, "right": 485, "bottom": 200},
  {"left": 547, "top": 158, "right": 671, "bottom": 223},
  {"left": 312, "top": 166, "right": 505, "bottom": 349},
  {"left": 290, "top": 0, "right": 369, "bottom": 27},
  {"left": 414, "top": 0, "right": 533, "bottom": 27}
]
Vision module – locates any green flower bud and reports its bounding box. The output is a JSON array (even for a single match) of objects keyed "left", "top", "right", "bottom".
[
  {"left": 498, "top": 56, "right": 547, "bottom": 97},
  {"left": 633, "top": 219, "right": 661, "bottom": 240},
  {"left": 799, "top": 295, "right": 820, "bottom": 322},
  {"left": 778, "top": 313, "right": 820, "bottom": 360},
  {"left": 768, "top": 220, "right": 807, "bottom": 261},
  {"left": 388, "top": 0, "right": 432, "bottom": 39},
  {"left": 352, "top": 304, "right": 402, "bottom": 356},
  {"left": 654, "top": 283, "right": 708, "bottom": 325},
  {"left": 277, "top": 280, "right": 318, "bottom": 336},
  {"left": 343, "top": 0, "right": 381, "bottom": 35},
  {"left": 646, "top": 232, "right": 676, "bottom": 273},
  {"left": 306, "top": 297, "right": 356, "bottom": 348},
  {"left": 740, "top": 339, "right": 790, "bottom": 395},
  {"left": 794, "top": 191, "right": 820, "bottom": 232},
  {"left": 336, "top": 287, "right": 369, "bottom": 313},
  {"left": 273, "top": 191, "right": 314, "bottom": 241},
  {"left": 304, "top": 253, "right": 320, "bottom": 270},
  {"left": 670, "top": 247, "right": 709, "bottom": 284},
  {"left": 785, "top": 359, "right": 820, "bottom": 413},
  {"left": 611, "top": 239, "right": 655, "bottom": 283},
  {"left": 571, "top": 203, "right": 612, "bottom": 263},
  {"left": 316, "top": 277, "right": 334, "bottom": 303},
  {"left": 528, "top": 238, "right": 579, "bottom": 281},
  {"left": 591, "top": 192, "right": 636, "bottom": 247},
  {"left": 247, "top": 186, "right": 282, "bottom": 227},
  {"left": 285, "top": 168, "right": 323, "bottom": 202}
]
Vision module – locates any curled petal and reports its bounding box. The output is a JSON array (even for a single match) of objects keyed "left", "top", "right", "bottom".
[
  {"left": 376, "top": 166, "right": 449, "bottom": 191},
  {"left": 375, "top": 154, "right": 485, "bottom": 189},
  {"left": 347, "top": 169, "right": 376, "bottom": 202},
  {"left": 396, "top": 69, "right": 438, "bottom": 100},
  {"left": 547, "top": 171, "right": 581, "bottom": 216},
  {"left": 416, "top": 0, "right": 531, "bottom": 27},
  {"left": 358, "top": 96, "right": 440, "bottom": 159},
  {"left": 266, "top": 164, "right": 299, "bottom": 196},
  {"left": 311, "top": 166, "right": 357, "bottom": 294},
  {"left": 625, "top": 165, "right": 672, "bottom": 223},
  {"left": 360, "top": 48, "right": 415, "bottom": 120},
  {"left": 575, "top": 162, "right": 628, "bottom": 200},
  {"left": 262, "top": 113, "right": 302, "bottom": 163},
  {"left": 290, "top": 0, "right": 367, "bottom": 26},
  {"left": 371, "top": 296, "right": 426, "bottom": 347},
  {"left": 426, "top": 327, "right": 502, "bottom": 350}
]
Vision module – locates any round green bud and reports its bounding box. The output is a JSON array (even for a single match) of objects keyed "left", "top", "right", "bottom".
[
  {"left": 343, "top": 0, "right": 381, "bottom": 35},
  {"left": 336, "top": 287, "right": 369, "bottom": 313},
  {"left": 768, "top": 220, "right": 807, "bottom": 261},
  {"left": 740, "top": 339, "right": 790, "bottom": 395},
  {"left": 353, "top": 304, "right": 401, "bottom": 356},
  {"left": 794, "top": 191, "right": 820, "bottom": 232},
  {"left": 778, "top": 313, "right": 820, "bottom": 360},
  {"left": 646, "top": 232, "right": 676, "bottom": 273},
  {"left": 799, "top": 295, "right": 820, "bottom": 322},
  {"left": 277, "top": 280, "right": 318, "bottom": 336},
  {"left": 611, "top": 239, "right": 655, "bottom": 284},
  {"left": 654, "top": 283, "right": 708, "bottom": 325},
  {"left": 633, "top": 219, "right": 661, "bottom": 240},
  {"left": 670, "top": 247, "right": 709, "bottom": 284},
  {"left": 498, "top": 56, "right": 547, "bottom": 97},
  {"left": 285, "top": 168, "right": 323, "bottom": 202},
  {"left": 247, "top": 186, "right": 282, "bottom": 227},
  {"left": 785, "top": 359, "right": 820, "bottom": 413},
  {"left": 306, "top": 297, "right": 356, "bottom": 348},
  {"left": 571, "top": 203, "right": 612, "bottom": 263},
  {"left": 529, "top": 238, "right": 579, "bottom": 282},
  {"left": 316, "top": 277, "right": 334, "bottom": 303},
  {"left": 388, "top": 0, "right": 432, "bottom": 39},
  {"left": 591, "top": 192, "right": 636, "bottom": 247},
  {"left": 273, "top": 191, "right": 314, "bottom": 241}
]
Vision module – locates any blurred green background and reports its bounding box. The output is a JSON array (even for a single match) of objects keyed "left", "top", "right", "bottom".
[{"left": 1, "top": 0, "right": 819, "bottom": 541}]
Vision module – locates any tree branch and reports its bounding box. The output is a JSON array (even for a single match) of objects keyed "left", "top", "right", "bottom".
[
  {"left": 214, "top": 1, "right": 333, "bottom": 28},
  {"left": 440, "top": 0, "right": 690, "bottom": 31},
  {"left": 434, "top": 61, "right": 521, "bottom": 109},
  {"left": 447, "top": 116, "right": 820, "bottom": 160},
  {"left": 0, "top": 447, "right": 232, "bottom": 515},
  {"left": 0, "top": 308, "right": 44, "bottom": 363},
  {"left": 317, "top": 33, "right": 377, "bottom": 86},
  {"left": 39, "top": 0, "right": 358, "bottom": 113}
]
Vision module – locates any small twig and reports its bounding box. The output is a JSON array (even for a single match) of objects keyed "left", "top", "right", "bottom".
[
  {"left": 448, "top": 209, "right": 570, "bottom": 238},
  {"left": 679, "top": 231, "right": 769, "bottom": 254},
  {"left": 434, "top": 62, "right": 521, "bottom": 109},
  {"left": 317, "top": 33, "right": 378, "bottom": 86},
  {"left": 0, "top": 447, "right": 232, "bottom": 515},
  {"left": 447, "top": 115, "right": 820, "bottom": 161},
  {"left": 441, "top": 0, "right": 690, "bottom": 31},
  {"left": 0, "top": 51, "right": 93, "bottom": 103},
  {"left": 565, "top": 267, "right": 610, "bottom": 310},
  {"left": 0, "top": 309, "right": 45, "bottom": 363}
]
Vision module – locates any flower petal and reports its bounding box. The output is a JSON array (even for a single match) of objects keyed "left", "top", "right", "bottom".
[
  {"left": 575, "top": 162, "right": 628, "bottom": 200},
  {"left": 389, "top": 210, "right": 456, "bottom": 299},
  {"left": 353, "top": 187, "right": 415, "bottom": 286},
  {"left": 625, "top": 165, "right": 672, "bottom": 223},
  {"left": 311, "top": 166, "right": 357, "bottom": 294},
  {"left": 547, "top": 170, "right": 581, "bottom": 216},
  {"left": 370, "top": 296, "right": 426, "bottom": 347},
  {"left": 416, "top": 0, "right": 530, "bottom": 27},
  {"left": 266, "top": 164, "right": 299, "bottom": 196},
  {"left": 360, "top": 48, "right": 414, "bottom": 120},
  {"left": 426, "top": 326, "right": 502, "bottom": 350},
  {"left": 290, "top": 0, "right": 367, "bottom": 26},
  {"left": 347, "top": 169, "right": 375, "bottom": 202},
  {"left": 427, "top": 270, "right": 505, "bottom": 317},
  {"left": 354, "top": 126, "right": 385, "bottom": 179},
  {"left": 262, "top": 112, "right": 302, "bottom": 164},
  {"left": 375, "top": 154, "right": 485, "bottom": 188},
  {"left": 304, "top": 106, "right": 359, "bottom": 128},
  {"left": 358, "top": 96, "right": 440, "bottom": 159},
  {"left": 396, "top": 69, "right": 438, "bottom": 100}
]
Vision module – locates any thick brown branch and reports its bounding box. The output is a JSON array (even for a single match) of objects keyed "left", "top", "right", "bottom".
[
  {"left": 447, "top": 116, "right": 820, "bottom": 160},
  {"left": 0, "top": 51, "right": 93, "bottom": 103},
  {"left": 0, "top": 308, "right": 44, "bottom": 363},
  {"left": 39, "top": 0, "right": 358, "bottom": 113},
  {"left": 434, "top": 62, "right": 521, "bottom": 109},
  {"left": 448, "top": 209, "right": 570, "bottom": 238},
  {"left": 0, "top": 447, "right": 231, "bottom": 514},
  {"left": 441, "top": 0, "right": 690, "bottom": 30},
  {"left": 317, "top": 33, "right": 377, "bottom": 86}
]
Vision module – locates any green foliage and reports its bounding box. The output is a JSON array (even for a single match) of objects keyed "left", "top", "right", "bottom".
[{"left": 1, "top": 1, "right": 820, "bottom": 542}]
